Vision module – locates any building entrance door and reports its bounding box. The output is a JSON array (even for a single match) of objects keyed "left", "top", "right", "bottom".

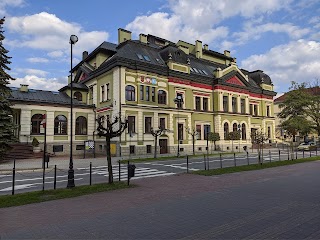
[{"left": 159, "top": 139, "right": 168, "bottom": 154}]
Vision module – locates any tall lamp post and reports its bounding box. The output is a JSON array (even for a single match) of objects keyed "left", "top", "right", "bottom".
[
  {"left": 174, "top": 95, "right": 183, "bottom": 157},
  {"left": 238, "top": 124, "right": 241, "bottom": 152},
  {"left": 67, "top": 34, "right": 78, "bottom": 188}
]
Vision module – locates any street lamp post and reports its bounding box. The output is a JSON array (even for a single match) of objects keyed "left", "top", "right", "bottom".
[
  {"left": 238, "top": 124, "right": 241, "bottom": 152},
  {"left": 174, "top": 95, "right": 183, "bottom": 157},
  {"left": 67, "top": 34, "right": 78, "bottom": 188}
]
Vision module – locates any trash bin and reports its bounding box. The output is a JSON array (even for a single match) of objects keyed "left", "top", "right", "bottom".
[{"left": 128, "top": 164, "right": 136, "bottom": 178}]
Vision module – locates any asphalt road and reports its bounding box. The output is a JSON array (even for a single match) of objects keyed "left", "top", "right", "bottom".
[
  {"left": 1, "top": 158, "right": 320, "bottom": 239},
  {"left": 0, "top": 149, "right": 317, "bottom": 195}
]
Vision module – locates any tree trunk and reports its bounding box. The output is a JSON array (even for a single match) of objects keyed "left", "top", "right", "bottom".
[
  {"left": 154, "top": 135, "right": 158, "bottom": 159},
  {"left": 106, "top": 137, "right": 113, "bottom": 184},
  {"left": 192, "top": 135, "right": 195, "bottom": 155}
]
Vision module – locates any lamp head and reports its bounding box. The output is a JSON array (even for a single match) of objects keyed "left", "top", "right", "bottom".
[{"left": 70, "top": 35, "right": 78, "bottom": 44}]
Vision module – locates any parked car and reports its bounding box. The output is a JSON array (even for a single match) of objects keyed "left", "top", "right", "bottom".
[{"left": 297, "top": 142, "right": 317, "bottom": 151}]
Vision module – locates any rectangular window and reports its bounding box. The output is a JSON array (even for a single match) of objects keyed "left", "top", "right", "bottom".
[
  {"left": 106, "top": 83, "right": 110, "bottom": 100},
  {"left": 254, "top": 105, "right": 258, "bottom": 116},
  {"left": 140, "top": 85, "right": 144, "bottom": 101},
  {"left": 178, "top": 123, "right": 184, "bottom": 140},
  {"left": 101, "top": 85, "right": 105, "bottom": 102},
  {"left": 204, "top": 125, "right": 211, "bottom": 140},
  {"left": 130, "top": 145, "right": 135, "bottom": 154},
  {"left": 203, "top": 98, "right": 208, "bottom": 111},
  {"left": 146, "top": 86, "right": 150, "bottom": 101},
  {"left": 196, "top": 125, "right": 201, "bottom": 140},
  {"left": 267, "top": 106, "right": 270, "bottom": 117},
  {"left": 146, "top": 145, "right": 152, "bottom": 153},
  {"left": 241, "top": 99, "right": 245, "bottom": 114},
  {"left": 223, "top": 96, "right": 228, "bottom": 112},
  {"left": 159, "top": 118, "right": 166, "bottom": 130},
  {"left": 232, "top": 97, "right": 237, "bottom": 113},
  {"left": 250, "top": 104, "right": 253, "bottom": 115},
  {"left": 145, "top": 117, "right": 152, "bottom": 133},
  {"left": 176, "top": 93, "right": 184, "bottom": 109},
  {"left": 195, "top": 96, "right": 201, "bottom": 111},
  {"left": 128, "top": 116, "right": 135, "bottom": 133},
  {"left": 151, "top": 87, "right": 155, "bottom": 102},
  {"left": 89, "top": 86, "right": 93, "bottom": 100}
]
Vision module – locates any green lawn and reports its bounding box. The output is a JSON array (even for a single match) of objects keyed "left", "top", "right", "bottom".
[
  {"left": 193, "top": 156, "right": 320, "bottom": 176},
  {"left": 0, "top": 181, "right": 132, "bottom": 208}
]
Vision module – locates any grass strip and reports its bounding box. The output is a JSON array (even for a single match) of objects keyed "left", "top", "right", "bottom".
[
  {"left": 119, "top": 152, "right": 239, "bottom": 164},
  {"left": 193, "top": 156, "right": 320, "bottom": 176},
  {"left": 0, "top": 181, "right": 132, "bottom": 208}
]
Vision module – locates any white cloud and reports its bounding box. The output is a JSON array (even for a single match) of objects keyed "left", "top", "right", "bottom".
[
  {"left": 6, "top": 12, "right": 109, "bottom": 56},
  {"left": 9, "top": 75, "right": 66, "bottom": 91},
  {"left": 241, "top": 39, "right": 320, "bottom": 92},
  {"left": 16, "top": 68, "right": 48, "bottom": 77},
  {"left": 26, "top": 57, "right": 49, "bottom": 63},
  {"left": 0, "top": 0, "right": 25, "bottom": 16},
  {"left": 47, "top": 50, "right": 64, "bottom": 58}
]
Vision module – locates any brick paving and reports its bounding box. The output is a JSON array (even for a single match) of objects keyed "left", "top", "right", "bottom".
[{"left": 1, "top": 160, "right": 320, "bottom": 239}]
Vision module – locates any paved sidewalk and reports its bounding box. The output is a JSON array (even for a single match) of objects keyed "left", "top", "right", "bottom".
[{"left": 1, "top": 160, "right": 320, "bottom": 239}]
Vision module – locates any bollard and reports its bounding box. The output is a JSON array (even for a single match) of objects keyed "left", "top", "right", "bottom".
[
  {"left": 269, "top": 150, "right": 271, "bottom": 163},
  {"left": 90, "top": 162, "right": 92, "bottom": 186},
  {"left": 204, "top": 154, "right": 207, "bottom": 170},
  {"left": 234, "top": 153, "right": 236, "bottom": 167},
  {"left": 279, "top": 149, "right": 281, "bottom": 161},
  {"left": 247, "top": 151, "right": 249, "bottom": 165},
  {"left": 12, "top": 167, "right": 15, "bottom": 195},
  {"left": 220, "top": 153, "right": 222, "bottom": 168},
  {"left": 119, "top": 161, "right": 121, "bottom": 181},
  {"left": 54, "top": 165, "right": 57, "bottom": 189},
  {"left": 187, "top": 155, "right": 189, "bottom": 173}
]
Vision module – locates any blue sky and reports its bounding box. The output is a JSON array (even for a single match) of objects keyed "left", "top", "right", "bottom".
[{"left": 2, "top": 0, "right": 320, "bottom": 96}]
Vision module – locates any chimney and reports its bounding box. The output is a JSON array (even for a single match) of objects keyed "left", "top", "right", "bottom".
[
  {"left": 195, "top": 40, "right": 202, "bottom": 58},
  {"left": 224, "top": 50, "right": 230, "bottom": 57},
  {"left": 82, "top": 51, "right": 88, "bottom": 60},
  {"left": 118, "top": 28, "right": 132, "bottom": 44},
  {"left": 203, "top": 44, "right": 208, "bottom": 50},
  {"left": 139, "top": 33, "right": 148, "bottom": 44},
  {"left": 20, "top": 84, "right": 29, "bottom": 92}
]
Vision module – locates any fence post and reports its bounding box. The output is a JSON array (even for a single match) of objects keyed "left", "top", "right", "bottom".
[
  {"left": 204, "top": 154, "right": 207, "bottom": 170},
  {"left": 269, "top": 150, "right": 272, "bottom": 163},
  {"left": 90, "top": 162, "right": 92, "bottom": 186},
  {"left": 247, "top": 151, "right": 249, "bottom": 165},
  {"left": 316, "top": 147, "right": 318, "bottom": 156},
  {"left": 310, "top": 149, "right": 312, "bottom": 158},
  {"left": 207, "top": 155, "right": 210, "bottom": 170},
  {"left": 296, "top": 150, "right": 297, "bottom": 160},
  {"left": 279, "top": 149, "right": 281, "bottom": 161},
  {"left": 303, "top": 149, "right": 305, "bottom": 158},
  {"left": 287, "top": 149, "right": 290, "bottom": 161},
  {"left": 220, "top": 153, "right": 222, "bottom": 168},
  {"left": 12, "top": 167, "right": 15, "bottom": 195},
  {"left": 54, "top": 165, "right": 57, "bottom": 190},
  {"left": 119, "top": 161, "right": 121, "bottom": 181},
  {"left": 234, "top": 153, "right": 236, "bottom": 167},
  {"left": 127, "top": 161, "right": 130, "bottom": 186},
  {"left": 187, "top": 155, "right": 189, "bottom": 173}
]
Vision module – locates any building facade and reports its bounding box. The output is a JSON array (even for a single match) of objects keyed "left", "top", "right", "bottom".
[{"left": 9, "top": 29, "right": 277, "bottom": 156}]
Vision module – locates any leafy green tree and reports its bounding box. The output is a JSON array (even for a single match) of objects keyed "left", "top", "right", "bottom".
[
  {"left": 250, "top": 130, "right": 268, "bottom": 164},
  {"left": 0, "top": 17, "right": 16, "bottom": 160},
  {"left": 185, "top": 127, "right": 197, "bottom": 155},
  {"left": 208, "top": 132, "right": 220, "bottom": 152}
]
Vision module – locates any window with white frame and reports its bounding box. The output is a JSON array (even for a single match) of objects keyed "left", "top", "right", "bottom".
[
  {"left": 145, "top": 117, "right": 152, "bottom": 133},
  {"left": 196, "top": 125, "right": 201, "bottom": 139},
  {"left": 101, "top": 85, "right": 105, "bottom": 102}
]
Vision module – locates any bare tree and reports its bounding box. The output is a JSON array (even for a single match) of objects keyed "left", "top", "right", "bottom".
[
  {"left": 186, "top": 127, "right": 198, "bottom": 155},
  {"left": 96, "top": 114, "right": 127, "bottom": 183},
  {"left": 250, "top": 130, "right": 268, "bottom": 164},
  {"left": 150, "top": 127, "right": 170, "bottom": 159}
]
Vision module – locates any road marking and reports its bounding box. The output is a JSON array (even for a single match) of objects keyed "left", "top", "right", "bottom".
[{"left": 0, "top": 183, "right": 35, "bottom": 191}]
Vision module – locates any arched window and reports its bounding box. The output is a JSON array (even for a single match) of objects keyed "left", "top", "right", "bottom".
[
  {"left": 125, "top": 85, "right": 135, "bottom": 101},
  {"left": 54, "top": 115, "right": 67, "bottom": 135},
  {"left": 242, "top": 123, "right": 246, "bottom": 140},
  {"left": 158, "top": 90, "right": 167, "bottom": 104},
  {"left": 75, "top": 116, "right": 87, "bottom": 135},
  {"left": 224, "top": 122, "right": 229, "bottom": 140},
  {"left": 233, "top": 123, "right": 238, "bottom": 133},
  {"left": 31, "top": 114, "right": 44, "bottom": 134},
  {"left": 74, "top": 92, "right": 82, "bottom": 101}
]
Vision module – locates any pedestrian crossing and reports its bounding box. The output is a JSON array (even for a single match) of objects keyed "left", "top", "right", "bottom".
[{"left": 79, "top": 165, "right": 176, "bottom": 181}]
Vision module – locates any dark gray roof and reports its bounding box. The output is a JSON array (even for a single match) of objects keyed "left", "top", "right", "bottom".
[
  {"left": 9, "top": 87, "right": 92, "bottom": 108},
  {"left": 248, "top": 70, "right": 273, "bottom": 85},
  {"left": 59, "top": 82, "right": 88, "bottom": 92}
]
